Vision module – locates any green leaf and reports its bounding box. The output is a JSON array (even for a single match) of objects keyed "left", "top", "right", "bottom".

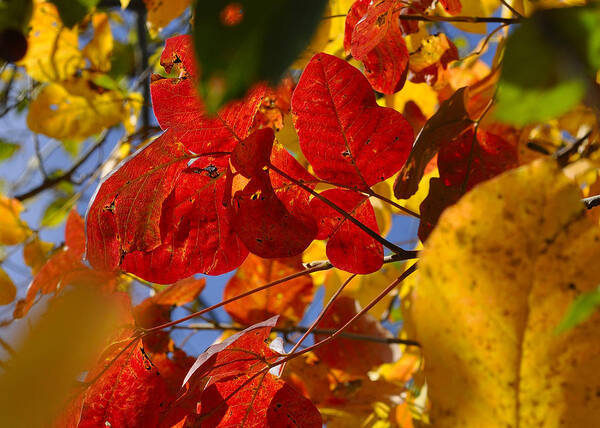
[
  {"left": 91, "top": 74, "right": 120, "bottom": 91},
  {"left": 41, "top": 197, "right": 74, "bottom": 228},
  {"left": 192, "top": 0, "right": 327, "bottom": 113},
  {"left": 0, "top": 0, "right": 32, "bottom": 33},
  {"left": 556, "top": 285, "right": 600, "bottom": 334},
  {"left": 61, "top": 139, "right": 80, "bottom": 158},
  {"left": 48, "top": 0, "right": 99, "bottom": 28},
  {"left": 0, "top": 140, "right": 19, "bottom": 163},
  {"left": 495, "top": 4, "right": 600, "bottom": 126}
]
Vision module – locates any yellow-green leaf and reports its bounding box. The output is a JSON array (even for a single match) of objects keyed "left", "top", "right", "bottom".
[
  {"left": 0, "top": 268, "right": 17, "bottom": 305},
  {"left": 412, "top": 159, "right": 600, "bottom": 427}
]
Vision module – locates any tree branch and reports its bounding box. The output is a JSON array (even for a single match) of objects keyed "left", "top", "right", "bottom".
[
  {"left": 175, "top": 323, "right": 420, "bottom": 346},
  {"left": 583, "top": 195, "right": 600, "bottom": 210},
  {"left": 15, "top": 131, "right": 110, "bottom": 201}
]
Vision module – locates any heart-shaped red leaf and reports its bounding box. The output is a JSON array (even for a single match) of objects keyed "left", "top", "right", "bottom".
[{"left": 292, "top": 53, "right": 413, "bottom": 188}]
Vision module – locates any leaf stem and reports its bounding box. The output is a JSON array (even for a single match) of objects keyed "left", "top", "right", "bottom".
[{"left": 269, "top": 164, "right": 418, "bottom": 258}]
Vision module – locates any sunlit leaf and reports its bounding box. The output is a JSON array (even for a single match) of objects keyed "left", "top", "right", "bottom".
[
  {"left": 347, "top": 0, "right": 410, "bottom": 93},
  {"left": 292, "top": 53, "right": 413, "bottom": 188},
  {"left": 0, "top": 267, "right": 16, "bottom": 305},
  {"left": 394, "top": 87, "right": 472, "bottom": 199},
  {"left": 27, "top": 78, "right": 142, "bottom": 140},
  {"left": 82, "top": 12, "right": 113, "bottom": 72},
  {"left": 144, "top": 0, "right": 190, "bottom": 34},
  {"left": 314, "top": 296, "right": 395, "bottom": 376},
  {"left": 0, "top": 286, "right": 121, "bottom": 428},
  {"left": 413, "top": 159, "right": 600, "bottom": 427},
  {"left": 197, "top": 372, "right": 322, "bottom": 428},
  {"left": 224, "top": 254, "right": 314, "bottom": 326},
  {"left": 0, "top": 194, "right": 30, "bottom": 245},
  {"left": 19, "top": 1, "right": 83, "bottom": 81}
]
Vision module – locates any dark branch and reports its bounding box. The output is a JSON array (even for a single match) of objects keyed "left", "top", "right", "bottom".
[
  {"left": 583, "top": 195, "right": 600, "bottom": 210},
  {"left": 176, "top": 323, "right": 421, "bottom": 346},
  {"left": 14, "top": 132, "right": 110, "bottom": 201}
]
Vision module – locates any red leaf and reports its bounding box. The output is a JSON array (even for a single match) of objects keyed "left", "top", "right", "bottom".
[
  {"left": 344, "top": 0, "right": 370, "bottom": 54},
  {"left": 86, "top": 130, "right": 190, "bottom": 272},
  {"left": 152, "top": 277, "right": 206, "bottom": 306},
  {"left": 393, "top": 87, "right": 473, "bottom": 199},
  {"left": 120, "top": 155, "right": 248, "bottom": 283},
  {"left": 65, "top": 209, "right": 85, "bottom": 257},
  {"left": 232, "top": 143, "right": 317, "bottom": 258},
  {"left": 224, "top": 254, "right": 314, "bottom": 326},
  {"left": 76, "top": 342, "right": 171, "bottom": 428},
  {"left": 159, "top": 34, "right": 197, "bottom": 79},
  {"left": 438, "top": 127, "right": 518, "bottom": 190},
  {"left": 15, "top": 210, "right": 118, "bottom": 318},
  {"left": 231, "top": 128, "right": 275, "bottom": 178},
  {"left": 292, "top": 53, "right": 413, "bottom": 188},
  {"left": 418, "top": 177, "right": 463, "bottom": 242},
  {"left": 350, "top": 0, "right": 410, "bottom": 93},
  {"left": 150, "top": 36, "right": 265, "bottom": 154},
  {"left": 309, "top": 189, "right": 383, "bottom": 274},
  {"left": 197, "top": 372, "right": 322, "bottom": 428},
  {"left": 314, "top": 296, "right": 396, "bottom": 376},
  {"left": 183, "top": 316, "right": 280, "bottom": 387},
  {"left": 439, "top": 0, "right": 462, "bottom": 15}
]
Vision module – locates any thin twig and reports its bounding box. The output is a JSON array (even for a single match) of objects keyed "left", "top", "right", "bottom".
[
  {"left": 323, "top": 13, "right": 520, "bottom": 24},
  {"left": 553, "top": 130, "right": 593, "bottom": 167},
  {"left": 276, "top": 263, "right": 418, "bottom": 365},
  {"left": 15, "top": 130, "right": 110, "bottom": 201},
  {"left": 500, "top": 0, "right": 524, "bottom": 18},
  {"left": 279, "top": 273, "right": 358, "bottom": 375},
  {"left": 269, "top": 164, "right": 418, "bottom": 258},
  {"left": 175, "top": 323, "right": 420, "bottom": 346}
]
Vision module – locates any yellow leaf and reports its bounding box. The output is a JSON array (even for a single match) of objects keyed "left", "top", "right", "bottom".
[
  {"left": 445, "top": 0, "right": 500, "bottom": 34},
  {"left": 323, "top": 0, "right": 355, "bottom": 56},
  {"left": 23, "top": 237, "right": 54, "bottom": 274},
  {"left": 82, "top": 12, "right": 113, "bottom": 73},
  {"left": 380, "top": 81, "right": 438, "bottom": 119},
  {"left": 0, "top": 195, "right": 30, "bottom": 245},
  {"left": 0, "top": 286, "right": 122, "bottom": 427},
  {"left": 120, "top": 0, "right": 131, "bottom": 8},
  {"left": 144, "top": 0, "right": 191, "bottom": 35},
  {"left": 19, "top": 1, "right": 83, "bottom": 82},
  {"left": 27, "top": 78, "right": 142, "bottom": 140},
  {"left": 0, "top": 268, "right": 17, "bottom": 305},
  {"left": 412, "top": 159, "right": 600, "bottom": 427}
]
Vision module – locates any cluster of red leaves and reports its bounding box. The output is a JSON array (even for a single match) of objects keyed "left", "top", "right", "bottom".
[
  {"left": 60, "top": 316, "right": 322, "bottom": 427},
  {"left": 86, "top": 35, "right": 415, "bottom": 283},
  {"left": 344, "top": 0, "right": 458, "bottom": 94}
]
